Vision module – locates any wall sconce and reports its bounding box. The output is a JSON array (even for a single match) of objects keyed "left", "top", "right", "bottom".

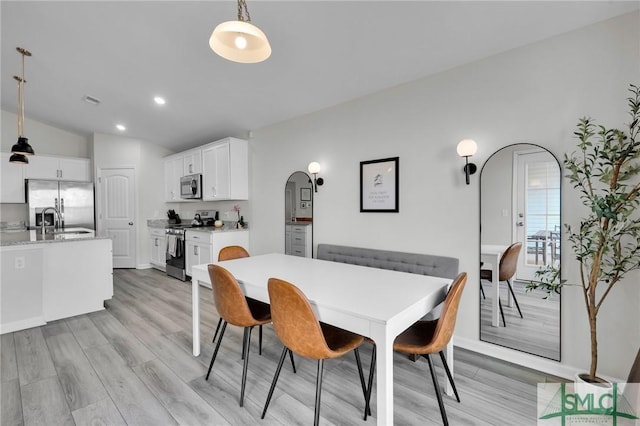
[
  {"left": 308, "top": 162, "right": 324, "bottom": 192},
  {"left": 457, "top": 139, "right": 477, "bottom": 185}
]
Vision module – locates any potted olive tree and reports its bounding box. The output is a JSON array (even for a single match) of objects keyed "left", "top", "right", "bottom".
[{"left": 529, "top": 84, "right": 640, "bottom": 384}]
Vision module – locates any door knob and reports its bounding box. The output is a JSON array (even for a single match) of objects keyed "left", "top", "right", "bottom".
[
  {"left": 516, "top": 222, "right": 524, "bottom": 227},
  {"left": 129, "top": 222, "right": 134, "bottom": 225}
]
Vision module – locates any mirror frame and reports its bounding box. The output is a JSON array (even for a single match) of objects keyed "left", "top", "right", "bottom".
[
  {"left": 285, "top": 171, "right": 314, "bottom": 257},
  {"left": 479, "top": 143, "right": 562, "bottom": 361}
]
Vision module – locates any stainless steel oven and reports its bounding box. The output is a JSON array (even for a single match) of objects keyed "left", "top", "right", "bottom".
[
  {"left": 166, "top": 227, "right": 187, "bottom": 281},
  {"left": 180, "top": 174, "right": 202, "bottom": 199}
]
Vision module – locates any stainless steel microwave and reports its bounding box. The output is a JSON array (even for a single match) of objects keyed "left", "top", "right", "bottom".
[{"left": 180, "top": 174, "right": 202, "bottom": 199}]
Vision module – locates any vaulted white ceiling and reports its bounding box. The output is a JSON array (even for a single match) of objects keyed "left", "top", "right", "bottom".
[{"left": 2, "top": 1, "right": 638, "bottom": 152}]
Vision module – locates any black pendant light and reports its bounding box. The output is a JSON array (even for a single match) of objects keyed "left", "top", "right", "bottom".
[{"left": 9, "top": 47, "right": 34, "bottom": 164}]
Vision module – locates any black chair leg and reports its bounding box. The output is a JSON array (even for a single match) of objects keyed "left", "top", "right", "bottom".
[
  {"left": 206, "top": 320, "right": 228, "bottom": 380},
  {"left": 259, "top": 325, "right": 263, "bottom": 355},
  {"left": 506, "top": 280, "right": 524, "bottom": 318},
  {"left": 425, "top": 353, "right": 449, "bottom": 426},
  {"left": 212, "top": 318, "right": 222, "bottom": 343},
  {"left": 498, "top": 298, "right": 506, "bottom": 326},
  {"left": 289, "top": 349, "right": 297, "bottom": 373},
  {"left": 261, "top": 347, "right": 289, "bottom": 419},
  {"left": 364, "top": 344, "right": 376, "bottom": 420},
  {"left": 438, "top": 351, "right": 460, "bottom": 403},
  {"left": 239, "top": 326, "right": 253, "bottom": 407},
  {"left": 354, "top": 348, "right": 369, "bottom": 417},
  {"left": 314, "top": 359, "right": 325, "bottom": 426},
  {"left": 479, "top": 281, "right": 486, "bottom": 300}
]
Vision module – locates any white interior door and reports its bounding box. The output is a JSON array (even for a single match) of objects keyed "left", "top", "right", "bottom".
[
  {"left": 98, "top": 167, "right": 137, "bottom": 268},
  {"left": 514, "top": 150, "right": 560, "bottom": 281}
]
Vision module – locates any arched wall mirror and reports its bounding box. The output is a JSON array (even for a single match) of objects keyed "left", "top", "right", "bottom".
[
  {"left": 480, "top": 144, "right": 561, "bottom": 361},
  {"left": 284, "top": 171, "right": 314, "bottom": 258}
]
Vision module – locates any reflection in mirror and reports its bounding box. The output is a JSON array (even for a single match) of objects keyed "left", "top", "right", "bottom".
[
  {"left": 285, "top": 171, "right": 314, "bottom": 258},
  {"left": 480, "top": 144, "right": 561, "bottom": 360}
]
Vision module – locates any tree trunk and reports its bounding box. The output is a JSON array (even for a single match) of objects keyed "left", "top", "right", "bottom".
[{"left": 589, "top": 305, "right": 598, "bottom": 381}]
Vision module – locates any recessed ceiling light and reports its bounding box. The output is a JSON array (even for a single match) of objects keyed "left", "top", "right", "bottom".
[
  {"left": 116, "top": 124, "right": 126, "bottom": 131},
  {"left": 154, "top": 96, "right": 166, "bottom": 105}
]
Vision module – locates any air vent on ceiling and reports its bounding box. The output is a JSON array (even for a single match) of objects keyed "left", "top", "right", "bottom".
[{"left": 83, "top": 95, "right": 101, "bottom": 106}]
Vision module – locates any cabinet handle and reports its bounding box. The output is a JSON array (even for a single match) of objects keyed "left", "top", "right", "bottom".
[
  {"left": 189, "top": 164, "right": 193, "bottom": 173},
  {"left": 155, "top": 238, "right": 158, "bottom": 247},
  {"left": 194, "top": 246, "right": 199, "bottom": 256}
]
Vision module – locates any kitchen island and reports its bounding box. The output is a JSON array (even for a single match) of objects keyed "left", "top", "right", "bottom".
[{"left": 0, "top": 229, "right": 113, "bottom": 334}]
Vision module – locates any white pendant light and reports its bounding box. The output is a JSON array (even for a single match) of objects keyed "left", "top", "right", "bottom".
[{"left": 209, "top": 0, "right": 271, "bottom": 64}]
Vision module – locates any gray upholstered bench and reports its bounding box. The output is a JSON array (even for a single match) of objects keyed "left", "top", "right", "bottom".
[{"left": 316, "top": 243, "right": 459, "bottom": 320}]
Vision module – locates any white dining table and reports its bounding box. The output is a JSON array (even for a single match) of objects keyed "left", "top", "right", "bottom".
[
  {"left": 480, "top": 244, "right": 509, "bottom": 327},
  {"left": 191, "top": 253, "right": 453, "bottom": 425}
]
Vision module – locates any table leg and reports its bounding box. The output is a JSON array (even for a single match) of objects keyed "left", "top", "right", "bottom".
[
  {"left": 492, "top": 257, "right": 500, "bottom": 327},
  {"left": 192, "top": 277, "right": 201, "bottom": 356},
  {"left": 373, "top": 328, "right": 393, "bottom": 425}
]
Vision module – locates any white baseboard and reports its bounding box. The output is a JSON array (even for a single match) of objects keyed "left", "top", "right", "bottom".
[
  {"left": 137, "top": 263, "right": 152, "bottom": 269},
  {"left": 454, "top": 336, "right": 625, "bottom": 383},
  {"left": 0, "top": 317, "right": 46, "bottom": 335}
]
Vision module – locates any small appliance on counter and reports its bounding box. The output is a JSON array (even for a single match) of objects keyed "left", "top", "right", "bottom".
[{"left": 192, "top": 210, "right": 217, "bottom": 226}]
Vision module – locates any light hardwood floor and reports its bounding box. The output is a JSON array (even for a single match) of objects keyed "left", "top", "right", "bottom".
[
  {"left": 480, "top": 279, "right": 560, "bottom": 360},
  {"left": 1, "top": 268, "right": 566, "bottom": 425}
]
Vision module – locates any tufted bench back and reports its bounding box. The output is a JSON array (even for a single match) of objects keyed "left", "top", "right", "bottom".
[{"left": 316, "top": 244, "right": 459, "bottom": 279}]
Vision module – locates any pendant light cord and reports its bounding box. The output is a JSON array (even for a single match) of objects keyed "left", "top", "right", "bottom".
[
  {"left": 237, "top": 0, "right": 251, "bottom": 22},
  {"left": 14, "top": 48, "right": 30, "bottom": 138}
]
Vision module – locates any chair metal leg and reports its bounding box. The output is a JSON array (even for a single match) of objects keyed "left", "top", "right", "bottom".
[
  {"left": 479, "top": 281, "right": 486, "bottom": 300},
  {"left": 425, "top": 353, "right": 449, "bottom": 426},
  {"left": 314, "top": 359, "right": 325, "bottom": 426},
  {"left": 354, "top": 348, "right": 370, "bottom": 418},
  {"left": 212, "top": 317, "right": 222, "bottom": 343},
  {"left": 498, "top": 298, "right": 506, "bottom": 326},
  {"left": 506, "top": 279, "right": 524, "bottom": 318},
  {"left": 364, "top": 343, "right": 376, "bottom": 421},
  {"left": 288, "top": 349, "right": 297, "bottom": 373},
  {"left": 438, "top": 351, "right": 460, "bottom": 403},
  {"left": 261, "top": 347, "right": 289, "bottom": 419},
  {"left": 259, "top": 324, "right": 263, "bottom": 355},
  {"left": 239, "top": 326, "right": 253, "bottom": 407},
  {"left": 206, "top": 320, "right": 228, "bottom": 380}
]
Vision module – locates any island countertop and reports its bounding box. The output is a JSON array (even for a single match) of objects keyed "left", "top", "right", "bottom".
[{"left": 0, "top": 228, "right": 110, "bottom": 247}]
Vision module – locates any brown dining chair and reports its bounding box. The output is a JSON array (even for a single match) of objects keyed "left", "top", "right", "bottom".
[
  {"left": 205, "top": 264, "right": 295, "bottom": 407},
  {"left": 212, "top": 246, "right": 259, "bottom": 351},
  {"left": 480, "top": 242, "right": 523, "bottom": 326},
  {"left": 262, "top": 277, "right": 370, "bottom": 426},
  {"left": 365, "top": 272, "right": 467, "bottom": 425}
]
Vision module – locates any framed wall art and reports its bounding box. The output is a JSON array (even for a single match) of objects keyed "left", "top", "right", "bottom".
[
  {"left": 300, "top": 187, "right": 311, "bottom": 201},
  {"left": 360, "top": 157, "right": 399, "bottom": 212}
]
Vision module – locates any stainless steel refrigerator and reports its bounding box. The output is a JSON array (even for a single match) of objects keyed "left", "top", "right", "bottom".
[{"left": 26, "top": 180, "right": 95, "bottom": 229}]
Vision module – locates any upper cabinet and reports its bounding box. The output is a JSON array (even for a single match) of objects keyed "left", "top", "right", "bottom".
[
  {"left": 182, "top": 149, "right": 202, "bottom": 175},
  {"left": 164, "top": 137, "right": 248, "bottom": 202},
  {"left": 26, "top": 155, "right": 90, "bottom": 182},
  {"left": 1, "top": 152, "right": 26, "bottom": 203},
  {"left": 164, "top": 154, "right": 183, "bottom": 202},
  {"left": 202, "top": 137, "right": 248, "bottom": 201}
]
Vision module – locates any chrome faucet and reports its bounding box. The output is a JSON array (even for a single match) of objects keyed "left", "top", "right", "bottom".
[{"left": 40, "top": 207, "right": 62, "bottom": 234}]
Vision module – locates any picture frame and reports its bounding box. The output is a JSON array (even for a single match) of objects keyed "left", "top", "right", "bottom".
[
  {"left": 360, "top": 157, "right": 399, "bottom": 212},
  {"left": 300, "top": 187, "right": 311, "bottom": 201}
]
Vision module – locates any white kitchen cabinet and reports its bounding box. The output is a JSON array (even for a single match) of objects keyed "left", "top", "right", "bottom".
[
  {"left": 185, "top": 230, "right": 213, "bottom": 277},
  {"left": 285, "top": 224, "right": 312, "bottom": 257},
  {"left": 164, "top": 154, "right": 183, "bottom": 202},
  {"left": 1, "top": 238, "right": 113, "bottom": 334},
  {"left": 26, "top": 155, "right": 90, "bottom": 181},
  {"left": 149, "top": 228, "right": 166, "bottom": 270},
  {"left": 185, "top": 229, "right": 250, "bottom": 279},
  {"left": 202, "top": 137, "right": 248, "bottom": 201},
  {"left": 182, "top": 148, "right": 202, "bottom": 175},
  {"left": 1, "top": 152, "right": 26, "bottom": 203}
]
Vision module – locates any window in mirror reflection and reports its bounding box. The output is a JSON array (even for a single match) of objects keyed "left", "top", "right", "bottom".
[{"left": 480, "top": 144, "right": 561, "bottom": 361}]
